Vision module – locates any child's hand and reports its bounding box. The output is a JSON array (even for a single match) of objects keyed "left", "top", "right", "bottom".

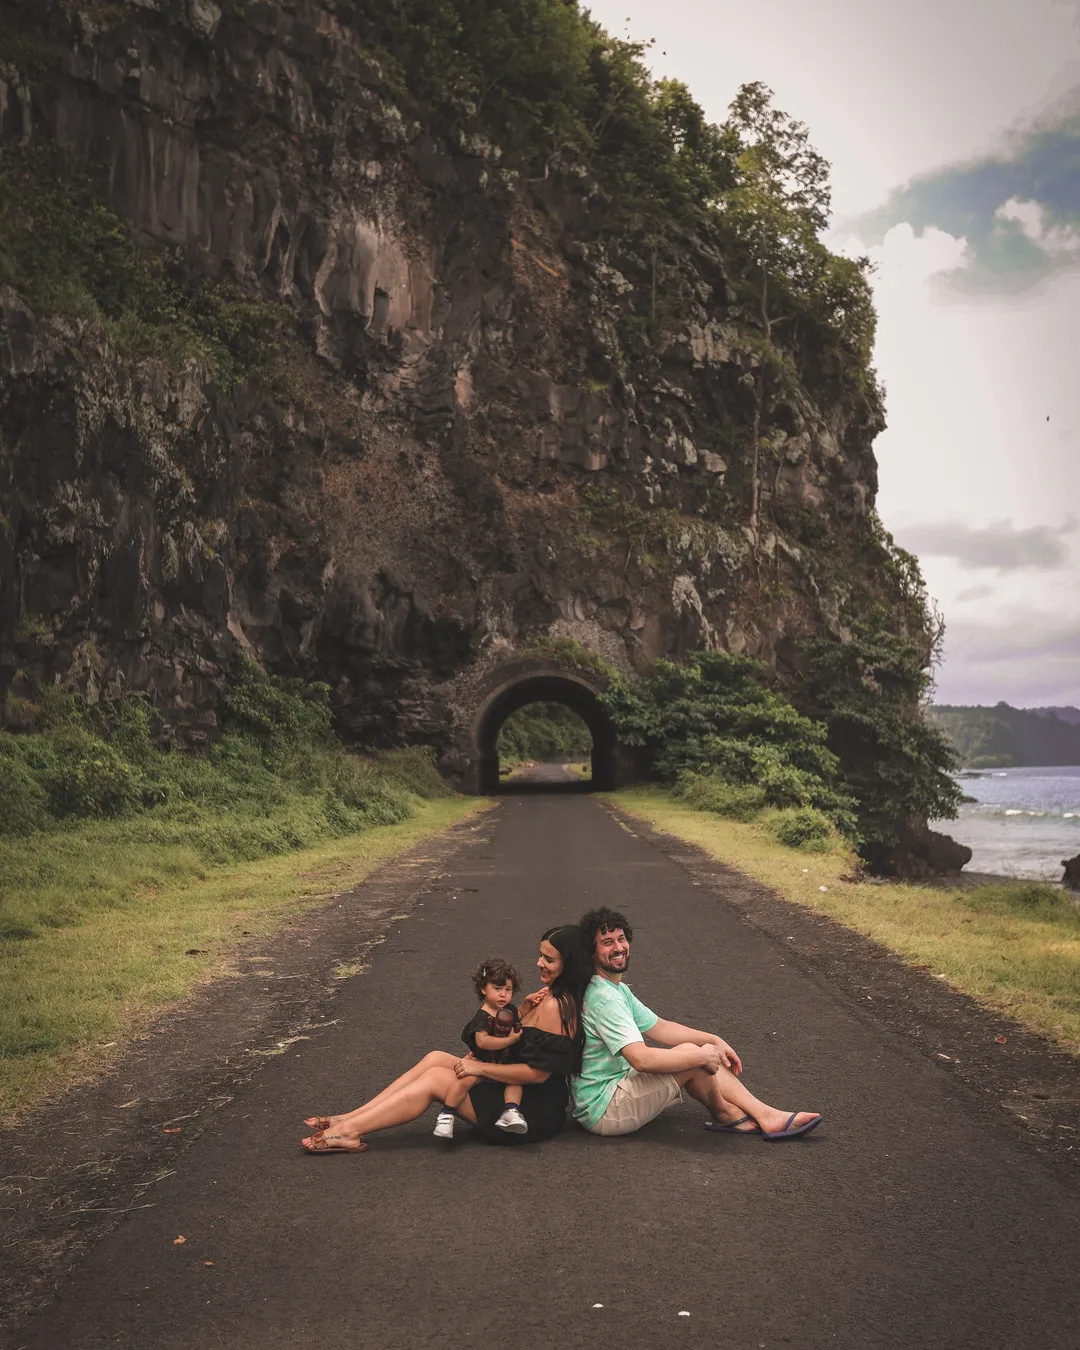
[{"left": 521, "top": 989, "right": 550, "bottom": 1011}]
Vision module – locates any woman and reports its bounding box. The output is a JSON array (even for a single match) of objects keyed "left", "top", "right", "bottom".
[{"left": 301, "top": 925, "right": 591, "bottom": 1153}]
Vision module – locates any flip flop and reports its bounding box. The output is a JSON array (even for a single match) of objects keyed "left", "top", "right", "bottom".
[
  {"left": 761, "top": 1112, "right": 822, "bottom": 1141},
  {"left": 704, "top": 1115, "right": 761, "bottom": 1134},
  {"left": 301, "top": 1130, "right": 367, "bottom": 1154}
]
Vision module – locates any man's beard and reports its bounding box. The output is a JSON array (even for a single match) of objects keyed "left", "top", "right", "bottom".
[{"left": 597, "top": 952, "right": 630, "bottom": 975}]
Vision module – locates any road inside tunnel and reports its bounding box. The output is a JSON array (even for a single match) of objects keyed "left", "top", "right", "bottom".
[{"left": 474, "top": 671, "right": 619, "bottom": 792}]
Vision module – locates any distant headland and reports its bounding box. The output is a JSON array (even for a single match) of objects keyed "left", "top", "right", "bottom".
[{"left": 930, "top": 704, "right": 1080, "bottom": 768}]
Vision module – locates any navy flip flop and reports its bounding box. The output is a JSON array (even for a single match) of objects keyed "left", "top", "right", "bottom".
[
  {"left": 704, "top": 1115, "right": 761, "bottom": 1134},
  {"left": 762, "top": 1112, "right": 823, "bottom": 1140}
]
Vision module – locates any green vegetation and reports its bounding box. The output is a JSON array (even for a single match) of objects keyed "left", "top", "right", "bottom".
[
  {"left": 498, "top": 701, "right": 591, "bottom": 763},
  {"left": 574, "top": 482, "right": 743, "bottom": 575},
  {"left": 613, "top": 788, "right": 1080, "bottom": 1052},
  {"left": 601, "top": 650, "right": 856, "bottom": 830},
  {"left": 800, "top": 622, "right": 962, "bottom": 852},
  {"left": 357, "top": 4, "right": 877, "bottom": 392},
  {"left": 515, "top": 635, "right": 615, "bottom": 679},
  {"left": 0, "top": 661, "right": 478, "bottom": 1115},
  {"left": 769, "top": 806, "right": 835, "bottom": 851},
  {"left": 929, "top": 703, "right": 1080, "bottom": 768},
  {"left": 0, "top": 795, "right": 478, "bottom": 1117},
  {"left": 600, "top": 641, "right": 961, "bottom": 863},
  {"left": 0, "top": 144, "right": 283, "bottom": 386},
  {"left": 0, "top": 659, "right": 454, "bottom": 940}
]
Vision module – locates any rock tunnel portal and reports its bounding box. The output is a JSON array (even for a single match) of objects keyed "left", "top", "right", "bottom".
[{"left": 470, "top": 669, "right": 620, "bottom": 794}]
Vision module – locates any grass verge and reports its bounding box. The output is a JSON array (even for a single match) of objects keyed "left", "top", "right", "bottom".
[
  {"left": 0, "top": 796, "right": 483, "bottom": 1120},
  {"left": 611, "top": 788, "right": 1080, "bottom": 1053}
]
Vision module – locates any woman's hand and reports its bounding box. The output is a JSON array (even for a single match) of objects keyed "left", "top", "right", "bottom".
[{"left": 455, "top": 1055, "right": 486, "bottom": 1079}]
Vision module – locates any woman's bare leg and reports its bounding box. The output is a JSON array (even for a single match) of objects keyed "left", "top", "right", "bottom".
[
  {"left": 305, "top": 1067, "right": 477, "bottom": 1148},
  {"left": 307, "top": 1050, "right": 459, "bottom": 1126}
]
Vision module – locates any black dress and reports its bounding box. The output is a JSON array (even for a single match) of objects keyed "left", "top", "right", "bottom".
[
  {"left": 462, "top": 1005, "right": 520, "bottom": 1064},
  {"left": 467, "top": 1027, "right": 574, "bottom": 1146}
]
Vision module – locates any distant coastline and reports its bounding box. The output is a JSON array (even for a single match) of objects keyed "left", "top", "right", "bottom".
[{"left": 930, "top": 702, "right": 1080, "bottom": 769}]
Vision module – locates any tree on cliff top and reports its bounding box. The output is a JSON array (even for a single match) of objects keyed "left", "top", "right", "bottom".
[{"left": 717, "top": 82, "right": 877, "bottom": 549}]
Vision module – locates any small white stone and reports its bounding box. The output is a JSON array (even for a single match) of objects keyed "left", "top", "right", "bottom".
[
  {"left": 818, "top": 885, "right": 828, "bottom": 892},
  {"left": 592, "top": 1304, "right": 604, "bottom": 1309},
  {"left": 679, "top": 1311, "right": 690, "bottom": 1316}
]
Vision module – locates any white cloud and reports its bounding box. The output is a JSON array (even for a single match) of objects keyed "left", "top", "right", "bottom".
[
  {"left": 996, "top": 197, "right": 1080, "bottom": 260},
  {"left": 896, "top": 517, "right": 1077, "bottom": 571}
]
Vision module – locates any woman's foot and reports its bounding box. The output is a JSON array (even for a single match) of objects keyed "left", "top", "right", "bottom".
[
  {"left": 304, "top": 1115, "right": 341, "bottom": 1130},
  {"left": 757, "top": 1109, "right": 822, "bottom": 1139},
  {"left": 301, "top": 1129, "right": 367, "bottom": 1153}
]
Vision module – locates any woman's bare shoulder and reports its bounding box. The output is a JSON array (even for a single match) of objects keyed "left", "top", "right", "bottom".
[{"left": 531, "top": 995, "right": 574, "bottom": 1036}]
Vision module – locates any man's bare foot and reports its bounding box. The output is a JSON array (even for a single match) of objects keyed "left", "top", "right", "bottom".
[
  {"left": 758, "top": 1109, "right": 822, "bottom": 1137},
  {"left": 705, "top": 1112, "right": 760, "bottom": 1134}
]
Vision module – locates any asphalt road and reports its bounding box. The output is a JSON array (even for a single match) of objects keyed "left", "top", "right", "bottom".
[{"left": 15, "top": 796, "right": 1080, "bottom": 1350}]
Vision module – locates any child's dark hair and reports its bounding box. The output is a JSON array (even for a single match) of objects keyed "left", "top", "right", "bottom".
[{"left": 472, "top": 957, "right": 521, "bottom": 1000}]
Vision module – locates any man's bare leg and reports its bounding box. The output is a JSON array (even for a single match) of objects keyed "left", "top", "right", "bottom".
[{"left": 672, "top": 1054, "right": 820, "bottom": 1134}]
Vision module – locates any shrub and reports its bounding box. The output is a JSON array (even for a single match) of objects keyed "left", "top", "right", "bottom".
[
  {"left": 674, "top": 774, "right": 766, "bottom": 822},
  {"left": 770, "top": 807, "right": 834, "bottom": 851},
  {"left": 0, "top": 756, "right": 51, "bottom": 836},
  {"left": 44, "top": 730, "right": 141, "bottom": 819},
  {"left": 602, "top": 651, "right": 856, "bottom": 831},
  {"left": 223, "top": 656, "right": 333, "bottom": 756},
  {"left": 373, "top": 746, "right": 455, "bottom": 798},
  {"left": 329, "top": 756, "right": 415, "bottom": 825}
]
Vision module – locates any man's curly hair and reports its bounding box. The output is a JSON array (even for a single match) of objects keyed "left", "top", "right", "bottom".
[
  {"left": 578, "top": 907, "right": 633, "bottom": 951},
  {"left": 471, "top": 957, "right": 521, "bottom": 1000}
]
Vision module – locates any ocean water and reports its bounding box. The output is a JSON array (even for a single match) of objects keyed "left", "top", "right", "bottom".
[{"left": 933, "top": 765, "right": 1080, "bottom": 881}]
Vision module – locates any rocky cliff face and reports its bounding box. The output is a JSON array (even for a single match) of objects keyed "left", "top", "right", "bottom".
[{"left": 0, "top": 0, "right": 898, "bottom": 770}]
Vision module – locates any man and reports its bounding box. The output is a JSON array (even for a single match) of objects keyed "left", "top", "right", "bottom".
[{"left": 571, "top": 907, "right": 822, "bottom": 1140}]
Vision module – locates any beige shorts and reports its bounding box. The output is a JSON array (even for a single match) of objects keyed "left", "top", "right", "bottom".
[{"left": 590, "top": 1069, "right": 683, "bottom": 1136}]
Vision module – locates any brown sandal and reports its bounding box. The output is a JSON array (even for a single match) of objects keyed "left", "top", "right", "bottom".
[
  {"left": 301, "top": 1130, "right": 367, "bottom": 1154},
  {"left": 304, "top": 1116, "right": 332, "bottom": 1130}
]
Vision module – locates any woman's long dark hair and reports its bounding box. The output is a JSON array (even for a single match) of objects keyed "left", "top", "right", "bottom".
[{"left": 541, "top": 925, "right": 592, "bottom": 1075}]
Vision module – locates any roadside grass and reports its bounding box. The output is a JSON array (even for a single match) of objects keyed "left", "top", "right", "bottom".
[
  {"left": 611, "top": 788, "right": 1080, "bottom": 1053},
  {"left": 0, "top": 796, "right": 483, "bottom": 1119}
]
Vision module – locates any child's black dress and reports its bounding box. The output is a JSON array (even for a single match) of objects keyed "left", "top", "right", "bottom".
[{"left": 466, "top": 1026, "right": 574, "bottom": 1146}]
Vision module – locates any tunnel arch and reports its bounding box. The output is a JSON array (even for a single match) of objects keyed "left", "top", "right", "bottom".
[{"left": 468, "top": 665, "right": 620, "bottom": 793}]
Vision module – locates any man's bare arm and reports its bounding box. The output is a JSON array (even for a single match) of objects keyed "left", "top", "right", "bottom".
[
  {"left": 620, "top": 1040, "right": 719, "bottom": 1075},
  {"left": 646, "top": 1018, "right": 743, "bottom": 1074}
]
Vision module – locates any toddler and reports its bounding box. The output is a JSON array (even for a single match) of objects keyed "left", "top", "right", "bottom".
[{"left": 433, "top": 957, "right": 527, "bottom": 1139}]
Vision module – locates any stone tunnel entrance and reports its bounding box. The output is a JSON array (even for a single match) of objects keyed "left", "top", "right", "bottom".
[{"left": 468, "top": 666, "right": 621, "bottom": 794}]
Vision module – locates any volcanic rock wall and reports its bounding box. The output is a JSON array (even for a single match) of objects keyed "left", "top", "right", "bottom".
[{"left": 0, "top": 0, "right": 894, "bottom": 763}]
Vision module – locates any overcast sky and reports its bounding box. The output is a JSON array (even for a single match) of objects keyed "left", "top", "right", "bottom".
[{"left": 587, "top": 0, "right": 1080, "bottom": 707}]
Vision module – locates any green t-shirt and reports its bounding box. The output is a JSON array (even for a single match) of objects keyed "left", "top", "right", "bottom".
[{"left": 571, "top": 974, "right": 658, "bottom": 1129}]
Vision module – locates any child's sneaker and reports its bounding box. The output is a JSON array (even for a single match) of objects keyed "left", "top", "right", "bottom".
[
  {"left": 495, "top": 1106, "right": 528, "bottom": 1134},
  {"left": 432, "top": 1111, "right": 456, "bottom": 1140}
]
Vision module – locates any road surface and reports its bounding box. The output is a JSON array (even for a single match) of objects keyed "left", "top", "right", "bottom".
[{"left": 14, "top": 795, "right": 1079, "bottom": 1349}]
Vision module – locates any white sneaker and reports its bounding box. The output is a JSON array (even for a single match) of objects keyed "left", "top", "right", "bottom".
[
  {"left": 495, "top": 1106, "right": 528, "bottom": 1134},
  {"left": 432, "top": 1111, "right": 455, "bottom": 1140}
]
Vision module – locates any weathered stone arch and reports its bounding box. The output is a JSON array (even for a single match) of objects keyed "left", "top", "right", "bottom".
[{"left": 462, "top": 661, "right": 621, "bottom": 793}]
